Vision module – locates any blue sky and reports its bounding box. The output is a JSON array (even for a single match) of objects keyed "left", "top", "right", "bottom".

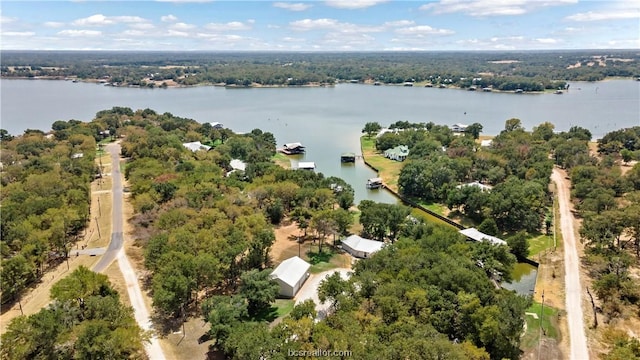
[{"left": 1, "top": 1, "right": 638, "bottom": 51}]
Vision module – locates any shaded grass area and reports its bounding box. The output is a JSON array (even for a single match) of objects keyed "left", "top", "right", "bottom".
[
  {"left": 271, "top": 152, "right": 291, "bottom": 169},
  {"left": 522, "top": 302, "right": 561, "bottom": 350},
  {"left": 360, "top": 136, "right": 404, "bottom": 192},
  {"left": 306, "top": 247, "right": 351, "bottom": 274},
  {"left": 528, "top": 233, "right": 554, "bottom": 257},
  {"left": 252, "top": 299, "right": 296, "bottom": 322}
]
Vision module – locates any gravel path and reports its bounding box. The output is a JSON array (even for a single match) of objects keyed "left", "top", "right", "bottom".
[
  {"left": 552, "top": 168, "right": 589, "bottom": 360},
  {"left": 94, "top": 143, "right": 166, "bottom": 360}
]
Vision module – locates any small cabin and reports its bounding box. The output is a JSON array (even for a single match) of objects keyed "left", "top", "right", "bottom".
[
  {"left": 341, "top": 153, "right": 356, "bottom": 163},
  {"left": 295, "top": 161, "right": 316, "bottom": 171},
  {"left": 281, "top": 142, "right": 306, "bottom": 155},
  {"left": 366, "top": 177, "right": 383, "bottom": 189}
]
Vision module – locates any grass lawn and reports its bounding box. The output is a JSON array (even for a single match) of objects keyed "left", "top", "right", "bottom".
[
  {"left": 271, "top": 152, "right": 291, "bottom": 169},
  {"left": 528, "top": 234, "right": 554, "bottom": 257},
  {"left": 252, "top": 299, "right": 295, "bottom": 323},
  {"left": 521, "top": 302, "right": 560, "bottom": 350},
  {"left": 417, "top": 201, "right": 447, "bottom": 216},
  {"left": 306, "top": 248, "right": 351, "bottom": 274},
  {"left": 274, "top": 299, "right": 295, "bottom": 318},
  {"left": 360, "top": 136, "right": 404, "bottom": 192}
]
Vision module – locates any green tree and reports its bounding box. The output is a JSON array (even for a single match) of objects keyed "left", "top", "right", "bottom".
[
  {"left": 362, "top": 122, "right": 382, "bottom": 138},
  {"left": 202, "top": 295, "right": 248, "bottom": 346},
  {"left": 239, "top": 269, "right": 279, "bottom": 316},
  {"left": 465, "top": 123, "right": 483, "bottom": 140},
  {"left": 506, "top": 231, "right": 529, "bottom": 259}
]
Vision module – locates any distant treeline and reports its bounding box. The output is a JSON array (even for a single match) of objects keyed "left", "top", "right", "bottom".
[{"left": 1, "top": 50, "right": 638, "bottom": 88}]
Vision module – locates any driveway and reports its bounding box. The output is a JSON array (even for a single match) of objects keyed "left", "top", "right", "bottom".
[
  {"left": 295, "top": 268, "right": 352, "bottom": 321},
  {"left": 552, "top": 168, "right": 589, "bottom": 360}
]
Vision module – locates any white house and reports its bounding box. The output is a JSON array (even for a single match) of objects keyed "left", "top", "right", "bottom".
[
  {"left": 480, "top": 139, "right": 493, "bottom": 147},
  {"left": 451, "top": 123, "right": 468, "bottom": 133},
  {"left": 271, "top": 256, "right": 311, "bottom": 298},
  {"left": 182, "top": 141, "right": 211, "bottom": 152},
  {"left": 294, "top": 161, "right": 316, "bottom": 171},
  {"left": 341, "top": 235, "right": 384, "bottom": 258},
  {"left": 459, "top": 228, "right": 507, "bottom": 246},
  {"left": 210, "top": 122, "right": 224, "bottom": 129},
  {"left": 384, "top": 145, "right": 410, "bottom": 162},
  {"left": 456, "top": 181, "right": 493, "bottom": 192},
  {"left": 226, "top": 159, "right": 247, "bottom": 177}
]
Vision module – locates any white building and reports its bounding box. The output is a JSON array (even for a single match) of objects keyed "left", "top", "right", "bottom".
[
  {"left": 480, "top": 139, "right": 493, "bottom": 147},
  {"left": 294, "top": 161, "right": 316, "bottom": 171},
  {"left": 182, "top": 141, "right": 211, "bottom": 152},
  {"left": 210, "top": 122, "right": 224, "bottom": 129},
  {"left": 456, "top": 181, "right": 493, "bottom": 192},
  {"left": 271, "top": 256, "right": 311, "bottom": 298},
  {"left": 341, "top": 235, "right": 384, "bottom": 258},
  {"left": 451, "top": 123, "right": 468, "bottom": 133},
  {"left": 459, "top": 228, "right": 506, "bottom": 246}
]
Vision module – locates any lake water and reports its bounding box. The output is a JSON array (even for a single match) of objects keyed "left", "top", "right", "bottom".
[{"left": 2, "top": 78, "right": 639, "bottom": 205}]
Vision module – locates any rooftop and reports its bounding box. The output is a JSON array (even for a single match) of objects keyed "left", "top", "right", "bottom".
[
  {"left": 271, "top": 256, "right": 311, "bottom": 287},
  {"left": 183, "top": 141, "right": 211, "bottom": 152},
  {"left": 342, "top": 235, "right": 385, "bottom": 254},
  {"left": 459, "top": 228, "right": 506, "bottom": 246}
]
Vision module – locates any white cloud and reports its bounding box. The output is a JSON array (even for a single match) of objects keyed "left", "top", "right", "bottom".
[
  {"left": 395, "top": 25, "right": 455, "bottom": 35},
  {"left": 0, "top": 16, "right": 16, "bottom": 24},
  {"left": 324, "top": 0, "right": 388, "bottom": 9},
  {"left": 2, "top": 31, "right": 35, "bottom": 37},
  {"left": 161, "top": 14, "right": 178, "bottom": 22},
  {"left": 155, "top": 0, "right": 213, "bottom": 3},
  {"left": 170, "top": 22, "right": 196, "bottom": 30},
  {"left": 384, "top": 20, "right": 415, "bottom": 27},
  {"left": 535, "top": 38, "right": 558, "bottom": 44},
  {"left": 282, "top": 36, "right": 306, "bottom": 42},
  {"left": 129, "top": 23, "right": 155, "bottom": 30},
  {"left": 290, "top": 18, "right": 338, "bottom": 31},
  {"left": 289, "top": 18, "right": 382, "bottom": 33},
  {"left": 204, "top": 21, "right": 252, "bottom": 31},
  {"left": 565, "top": 10, "right": 640, "bottom": 22},
  {"left": 44, "top": 21, "right": 65, "bottom": 28},
  {"left": 273, "top": 2, "right": 313, "bottom": 11},
  {"left": 422, "top": 0, "right": 578, "bottom": 17},
  {"left": 167, "top": 30, "right": 190, "bottom": 37},
  {"left": 57, "top": 29, "right": 102, "bottom": 37},
  {"left": 72, "top": 14, "right": 149, "bottom": 26}
]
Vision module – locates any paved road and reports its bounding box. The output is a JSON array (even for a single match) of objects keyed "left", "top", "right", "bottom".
[
  {"left": 92, "top": 143, "right": 123, "bottom": 273},
  {"left": 92, "top": 143, "right": 166, "bottom": 360},
  {"left": 552, "top": 168, "right": 589, "bottom": 360}
]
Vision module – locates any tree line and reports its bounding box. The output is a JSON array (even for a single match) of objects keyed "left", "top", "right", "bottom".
[{"left": 2, "top": 50, "right": 638, "bottom": 87}]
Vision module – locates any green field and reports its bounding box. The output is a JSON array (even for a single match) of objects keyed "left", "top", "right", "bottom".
[{"left": 521, "top": 302, "right": 561, "bottom": 349}]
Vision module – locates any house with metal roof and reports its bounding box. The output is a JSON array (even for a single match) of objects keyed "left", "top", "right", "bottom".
[
  {"left": 341, "top": 235, "right": 385, "bottom": 258},
  {"left": 459, "top": 228, "right": 507, "bottom": 246},
  {"left": 384, "top": 145, "right": 410, "bottom": 162},
  {"left": 182, "top": 141, "right": 211, "bottom": 152},
  {"left": 270, "top": 256, "right": 311, "bottom": 298}
]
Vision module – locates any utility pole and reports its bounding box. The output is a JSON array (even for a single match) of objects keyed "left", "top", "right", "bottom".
[{"left": 97, "top": 197, "right": 101, "bottom": 217}]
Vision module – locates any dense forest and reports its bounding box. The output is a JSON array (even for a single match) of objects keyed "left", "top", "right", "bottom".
[{"left": 2, "top": 50, "right": 639, "bottom": 89}]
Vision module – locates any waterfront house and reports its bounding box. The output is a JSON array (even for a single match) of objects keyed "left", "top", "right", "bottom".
[
  {"left": 459, "top": 228, "right": 506, "bottom": 246},
  {"left": 271, "top": 256, "right": 311, "bottom": 298},
  {"left": 295, "top": 161, "right": 316, "bottom": 171},
  {"left": 341, "top": 235, "right": 384, "bottom": 258},
  {"left": 384, "top": 145, "right": 410, "bottom": 161},
  {"left": 451, "top": 123, "right": 468, "bottom": 133},
  {"left": 282, "top": 142, "right": 306, "bottom": 154},
  {"left": 182, "top": 141, "right": 211, "bottom": 152}
]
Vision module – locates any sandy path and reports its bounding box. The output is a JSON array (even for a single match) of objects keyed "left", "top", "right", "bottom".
[{"left": 552, "top": 168, "right": 589, "bottom": 360}]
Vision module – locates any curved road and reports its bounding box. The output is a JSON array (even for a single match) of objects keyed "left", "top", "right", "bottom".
[
  {"left": 93, "top": 143, "right": 166, "bottom": 360},
  {"left": 552, "top": 168, "right": 589, "bottom": 360}
]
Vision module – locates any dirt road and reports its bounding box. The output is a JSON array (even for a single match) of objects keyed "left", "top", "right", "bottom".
[
  {"left": 97, "top": 143, "right": 166, "bottom": 360},
  {"left": 295, "top": 269, "right": 351, "bottom": 321},
  {"left": 552, "top": 168, "right": 589, "bottom": 360}
]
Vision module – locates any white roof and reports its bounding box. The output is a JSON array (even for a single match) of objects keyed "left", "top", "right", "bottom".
[
  {"left": 230, "top": 159, "right": 246, "bottom": 171},
  {"left": 453, "top": 123, "right": 468, "bottom": 128},
  {"left": 459, "top": 228, "right": 506, "bottom": 246},
  {"left": 343, "top": 235, "right": 384, "bottom": 254},
  {"left": 71, "top": 153, "right": 84, "bottom": 159},
  {"left": 271, "top": 256, "right": 311, "bottom": 287},
  {"left": 480, "top": 139, "right": 493, "bottom": 147},
  {"left": 210, "top": 122, "right": 223, "bottom": 128},
  {"left": 284, "top": 142, "right": 304, "bottom": 148},
  {"left": 182, "top": 141, "right": 211, "bottom": 152},
  {"left": 297, "top": 162, "right": 315, "bottom": 169},
  {"left": 456, "top": 181, "right": 492, "bottom": 191}
]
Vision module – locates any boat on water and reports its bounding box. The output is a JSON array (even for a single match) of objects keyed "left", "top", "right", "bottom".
[{"left": 366, "top": 177, "right": 383, "bottom": 189}]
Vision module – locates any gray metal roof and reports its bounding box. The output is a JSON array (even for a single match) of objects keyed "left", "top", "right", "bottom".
[
  {"left": 271, "top": 256, "right": 311, "bottom": 287},
  {"left": 343, "top": 235, "right": 384, "bottom": 254},
  {"left": 459, "top": 228, "right": 506, "bottom": 246}
]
